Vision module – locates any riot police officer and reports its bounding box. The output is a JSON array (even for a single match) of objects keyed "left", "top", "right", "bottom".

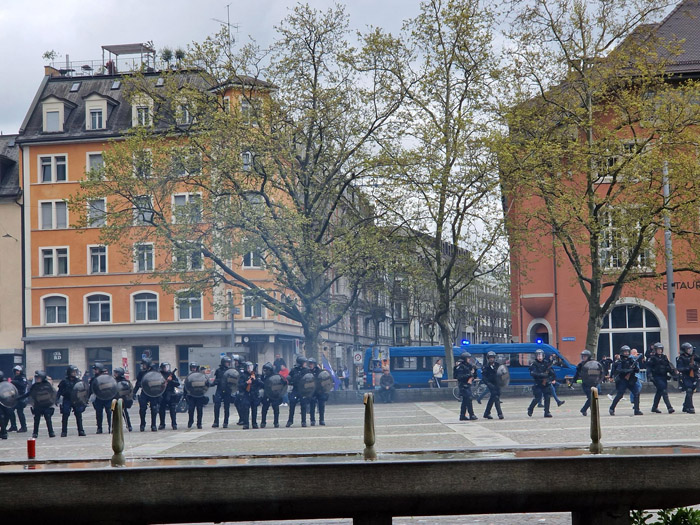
[
  {"left": 10, "top": 365, "right": 27, "bottom": 433},
  {"left": 527, "top": 349, "right": 555, "bottom": 418},
  {"left": 306, "top": 358, "right": 327, "bottom": 426},
  {"left": 238, "top": 362, "right": 263, "bottom": 429},
  {"left": 0, "top": 371, "right": 12, "bottom": 439},
  {"left": 454, "top": 352, "right": 478, "bottom": 421},
  {"left": 260, "top": 362, "right": 286, "bottom": 428},
  {"left": 211, "top": 356, "right": 234, "bottom": 428},
  {"left": 647, "top": 342, "right": 675, "bottom": 414},
  {"left": 481, "top": 351, "right": 504, "bottom": 420},
  {"left": 609, "top": 345, "right": 643, "bottom": 416},
  {"left": 185, "top": 362, "right": 207, "bottom": 429},
  {"left": 113, "top": 367, "right": 133, "bottom": 431},
  {"left": 676, "top": 342, "right": 698, "bottom": 414},
  {"left": 56, "top": 365, "right": 86, "bottom": 437},
  {"left": 158, "top": 362, "right": 180, "bottom": 430},
  {"left": 133, "top": 358, "right": 161, "bottom": 432},
  {"left": 286, "top": 355, "right": 310, "bottom": 427},
  {"left": 20, "top": 370, "right": 56, "bottom": 438},
  {"left": 571, "top": 350, "right": 602, "bottom": 416},
  {"left": 232, "top": 355, "right": 246, "bottom": 425},
  {"left": 89, "top": 363, "right": 112, "bottom": 434}
]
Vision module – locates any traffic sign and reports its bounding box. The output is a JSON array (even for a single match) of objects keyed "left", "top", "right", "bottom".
[{"left": 353, "top": 350, "right": 363, "bottom": 364}]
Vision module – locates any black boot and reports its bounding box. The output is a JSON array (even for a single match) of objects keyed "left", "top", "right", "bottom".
[{"left": 46, "top": 415, "right": 56, "bottom": 438}]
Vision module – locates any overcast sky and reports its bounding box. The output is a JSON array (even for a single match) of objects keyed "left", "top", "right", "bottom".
[{"left": 0, "top": 0, "right": 419, "bottom": 135}]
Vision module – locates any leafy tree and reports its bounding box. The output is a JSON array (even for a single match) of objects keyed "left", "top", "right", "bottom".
[
  {"left": 499, "top": 0, "right": 700, "bottom": 356},
  {"left": 73, "top": 4, "right": 402, "bottom": 359}
]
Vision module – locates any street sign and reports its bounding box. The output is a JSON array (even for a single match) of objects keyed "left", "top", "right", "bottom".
[{"left": 353, "top": 350, "right": 363, "bottom": 365}]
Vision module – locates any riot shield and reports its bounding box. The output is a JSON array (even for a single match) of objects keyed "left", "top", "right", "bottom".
[
  {"left": 141, "top": 371, "right": 166, "bottom": 397},
  {"left": 70, "top": 381, "right": 89, "bottom": 408},
  {"left": 184, "top": 372, "right": 209, "bottom": 398},
  {"left": 93, "top": 374, "right": 118, "bottom": 401},
  {"left": 30, "top": 381, "right": 56, "bottom": 409},
  {"left": 316, "top": 369, "right": 334, "bottom": 394},
  {"left": 0, "top": 382, "right": 18, "bottom": 409},
  {"left": 298, "top": 372, "right": 316, "bottom": 398},
  {"left": 263, "top": 374, "right": 288, "bottom": 401},
  {"left": 116, "top": 380, "right": 133, "bottom": 401},
  {"left": 223, "top": 368, "right": 240, "bottom": 390},
  {"left": 581, "top": 360, "right": 604, "bottom": 387},
  {"left": 497, "top": 364, "right": 511, "bottom": 387}
]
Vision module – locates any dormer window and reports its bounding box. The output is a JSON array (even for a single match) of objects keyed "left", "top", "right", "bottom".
[
  {"left": 84, "top": 94, "right": 110, "bottom": 131},
  {"left": 132, "top": 95, "right": 153, "bottom": 127},
  {"left": 90, "top": 109, "right": 103, "bottom": 129},
  {"left": 42, "top": 98, "right": 65, "bottom": 132}
]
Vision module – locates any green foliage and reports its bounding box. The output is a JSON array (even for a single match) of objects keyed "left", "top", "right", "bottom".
[{"left": 631, "top": 508, "right": 700, "bottom": 525}]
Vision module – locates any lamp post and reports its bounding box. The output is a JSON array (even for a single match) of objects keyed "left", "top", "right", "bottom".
[{"left": 662, "top": 162, "right": 678, "bottom": 364}]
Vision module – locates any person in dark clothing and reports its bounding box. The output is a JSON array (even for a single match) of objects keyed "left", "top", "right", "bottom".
[
  {"left": 571, "top": 350, "right": 602, "bottom": 416},
  {"left": 481, "top": 351, "right": 504, "bottom": 419},
  {"left": 210, "top": 356, "right": 234, "bottom": 428},
  {"left": 455, "top": 352, "right": 478, "bottom": 420},
  {"left": 19, "top": 370, "right": 56, "bottom": 438},
  {"left": 286, "top": 355, "right": 311, "bottom": 427},
  {"left": 56, "top": 365, "right": 86, "bottom": 437},
  {"left": 185, "top": 362, "right": 207, "bottom": 429},
  {"left": 609, "top": 345, "right": 642, "bottom": 416},
  {"left": 0, "top": 371, "right": 12, "bottom": 439},
  {"left": 600, "top": 356, "right": 613, "bottom": 382},
  {"left": 237, "top": 362, "right": 263, "bottom": 429},
  {"left": 310, "top": 359, "right": 329, "bottom": 426},
  {"left": 9, "top": 365, "right": 27, "bottom": 432},
  {"left": 89, "top": 363, "right": 112, "bottom": 434},
  {"left": 647, "top": 342, "right": 675, "bottom": 414},
  {"left": 133, "top": 358, "right": 161, "bottom": 432},
  {"left": 527, "top": 349, "right": 555, "bottom": 418},
  {"left": 260, "top": 362, "right": 286, "bottom": 428},
  {"left": 378, "top": 369, "right": 395, "bottom": 403},
  {"left": 113, "top": 367, "right": 133, "bottom": 432},
  {"left": 273, "top": 354, "right": 287, "bottom": 374},
  {"left": 158, "top": 362, "right": 180, "bottom": 430},
  {"left": 676, "top": 342, "right": 698, "bottom": 414}
]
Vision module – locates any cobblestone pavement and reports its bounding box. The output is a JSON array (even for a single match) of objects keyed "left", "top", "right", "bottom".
[{"left": 2, "top": 391, "right": 698, "bottom": 524}]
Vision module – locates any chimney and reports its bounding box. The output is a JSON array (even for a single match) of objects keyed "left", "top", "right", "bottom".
[{"left": 44, "top": 66, "right": 61, "bottom": 77}]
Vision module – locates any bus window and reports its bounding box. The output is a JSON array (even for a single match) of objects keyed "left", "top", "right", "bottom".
[{"left": 393, "top": 356, "right": 418, "bottom": 370}]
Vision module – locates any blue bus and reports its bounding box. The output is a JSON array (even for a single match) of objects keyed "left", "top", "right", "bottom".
[{"left": 363, "top": 343, "right": 576, "bottom": 388}]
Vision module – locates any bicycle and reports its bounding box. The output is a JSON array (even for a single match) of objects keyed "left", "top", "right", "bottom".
[{"left": 452, "top": 379, "right": 487, "bottom": 401}]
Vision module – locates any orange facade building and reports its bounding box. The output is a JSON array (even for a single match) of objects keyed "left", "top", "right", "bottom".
[
  {"left": 16, "top": 46, "right": 308, "bottom": 379},
  {"left": 508, "top": 2, "right": 700, "bottom": 364}
]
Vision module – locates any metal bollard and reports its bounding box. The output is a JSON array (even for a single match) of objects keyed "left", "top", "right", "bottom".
[
  {"left": 110, "top": 398, "right": 126, "bottom": 467},
  {"left": 363, "top": 392, "right": 377, "bottom": 461},
  {"left": 589, "top": 386, "right": 603, "bottom": 454}
]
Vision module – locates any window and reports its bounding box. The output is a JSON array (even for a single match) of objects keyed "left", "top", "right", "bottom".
[
  {"left": 393, "top": 356, "right": 417, "bottom": 370},
  {"left": 242, "top": 250, "right": 262, "bottom": 268},
  {"left": 243, "top": 294, "right": 263, "bottom": 318},
  {"left": 597, "top": 304, "right": 661, "bottom": 361},
  {"left": 45, "top": 111, "right": 60, "bottom": 132},
  {"left": 136, "top": 106, "right": 150, "bottom": 126},
  {"left": 223, "top": 96, "right": 230, "bottom": 113},
  {"left": 86, "top": 348, "right": 112, "bottom": 374},
  {"left": 70, "top": 82, "right": 81, "bottom": 92},
  {"left": 43, "top": 349, "right": 68, "bottom": 380},
  {"left": 39, "top": 155, "right": 67, "bottom": 183},
  {"left": 87, "top": 152, "right": 104, "bottom": 172},
  {"left": 44, "top": 296, "right": 67, "bottom": 324},
  {"left": 242, "top": 151, "right": 253, "bottom": 171},
  {"left": 171, "top": 148, "right": 201, "bottom": 177},
  {"left": 134, "top": 243, "right": 154, "bottom": 272},
  {"left": 89, "top": 246, "right": 107, "bottom": 274},
  {"left": 111, "top": 80, "right": 121, "bottom": 90},
  {"left": 174, "top": 243, "right": 203, "bottom": 271},
  {"left": 90, "top": 108, "right": 104, "bottom": 130},
  {"left": 41, "top": 248, "right": 68, "bottom": 276},
  {"left": 133, "top": 150, "right": 152, "bottom": 179},
  {"left": 177, "top": 292, "right": 202, "bottom": 320},
  {"left": 598, "top": 209, "right": 654, "bottom": 270},
  {"left": 87, "top": 294, "right": 111, "bottom": 323},
  {"left": 134, "top": 292, "right": 158, "bottom": 321},
  {"left": 133, "top": 196, "right": 153, "bottom": 225},
  {"left": 87, "top": 198, "right": 106, "bottom": 227},
  {"left": 172, "top": 193, "right": 202, "bottom": 223},
  {"left": 176, "top": 103, "right": 192, "bottom": 125}
]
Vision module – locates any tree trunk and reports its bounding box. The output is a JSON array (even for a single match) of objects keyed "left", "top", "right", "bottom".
[
  {"left": 585, "top": 304, "right": 604, "bottom": 358},
  {"left": 438, "top": 320, "right": 455, "bottom": 379}
]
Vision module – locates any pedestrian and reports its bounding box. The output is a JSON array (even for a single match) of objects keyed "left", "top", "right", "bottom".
[
  {"left": 342, "top": 365, "right": 350, "bottom": 390},
  {"left": 273, "top": 353, "right": 287, "bottom": 374},
  {"left": 378, "top": 369, "right": 395, "bottom": 403},
  {"left": 279, "top": 364, "right": 290, "bottom": 406},
  {"left": 432, "top": 358, "right": 444, "bottom": 388}
]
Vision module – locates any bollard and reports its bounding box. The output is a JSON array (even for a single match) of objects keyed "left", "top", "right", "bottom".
[
  {"left": 27, "top": 438, "right": 36, "bottom": 460},
  {"left": 589, "top": 386, "right": 603, "bottom": 454},
  {"left": 363, "top": 392, "right": 377, "bottom": 461},
  {"left": 110, "top": 398, "right": 126, "bottom": 467}
]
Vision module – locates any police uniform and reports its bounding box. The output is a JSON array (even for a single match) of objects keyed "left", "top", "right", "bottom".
[
  {"left": 10, "top": 366, "right": 27, "bottom": 432},
  {"left": 260, "top": 363, "right": 286, "bottom": 428},
  {"left": 571, "top": 350, "right": 601, "bottom": 416},
  {"left": 56, "top": 365, "right": 86, "bottom": 437},
  {"left": 237, "top": 362, "right": 264, "bottom": 429},
  {"left": 647, "top": 343, "right": 675, "bottom": 414},
  {"left": 454, "top": 352, "right": 478, "bottom": 421},
  {"left": 113, "top": 367, "right": 134, "bottom": 431},
  {"left": 211, "top": 357, "right": 234, "bottom": 428},
  {"left": 89, "top": 364, "right": 112, "bottom": 434},
  {"left": 527, "top": 350, "right": 555, "bottom": 417},
  {"left": 609, "top": 346, "right": 642, "bottom": 416},
  {"left": 133, "top": 358, "right": 162, "bottom": 432},
  {"left": 481, "top": 353, "right": 503, "bottom": 420},
  {"left": 158, "top": 363, "right": 180, "bottom": 430},
  {"left": 0, "top": 372, "right": 12, "bottom": 439},
  {"left": 19, "top": 371, "right": 56, "bottom": 438},
  {"left": 286, "top": 356, "right": 310, "bottom": 427},
  {"left": 185, "top": 363, "right": 207, "bottom": 429},
  {"left": 676, "top": 343, "right": 698, "bottom": 414}
]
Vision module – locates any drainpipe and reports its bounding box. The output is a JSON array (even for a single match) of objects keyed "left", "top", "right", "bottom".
[{"left": 552, "top": 230, "right": 560, "bottom": 348}]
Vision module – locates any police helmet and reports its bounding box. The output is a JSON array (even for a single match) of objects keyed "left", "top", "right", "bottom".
[
  {"left": 296, "top": 355, "right": 307, "bottom": 366},
  {"left": 35, "top": 370, "right": 47, "bottom": 381},
  {"left": 221, "top": 356, "right": 232, "bottom": 367},
  {"left": 0, "top": 370, "right": 4, "bottom": 381},
  {"left": 113, "top": 367, "right": 125, "bottom": 377},
  {"left": 486, "top": 351, "right": 497, "bottom": 359},
  {"left": 232, "top": 354, "right": 241, "bottom": 364},
  {"left": 141, "top": 358, "right": 152, "bottom": 370},
  {"left": 307, "top": 358, "right": 318, "bottom": 366},
  {"left": 460, "top": 352, "right": 472, "bottom": 362},
  {"left": 535, "top": 349, "right": 545, "bottom": 357},
  {"left": 245, "top": 361, "right": 254, "bottom": 373},
  {"left": 13, "top": 365, "right": 22, "bottom": 373},
  {"left": 681, "top": 342, "right": 694, "bottom": 355},
  {"left": 92, "top": 362, "right": 103, "bottom": 371},
  {"left": 620, "top": 345, "right": 631, "bottom": 354},
  {"left": 581, "top": 350, "right": 592, "bottom": 360},
  {"left": 262, "top": 362, "right": 274, "bottom": 374},
  {"left": 66, "top": 365, "right": 79, "bottom": 377},
  {"left": 189, "top": 362, "right": 199, "bottom": 372},
  {"left": 160, "top": 362, "right": 171, "bottom": 372}
]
